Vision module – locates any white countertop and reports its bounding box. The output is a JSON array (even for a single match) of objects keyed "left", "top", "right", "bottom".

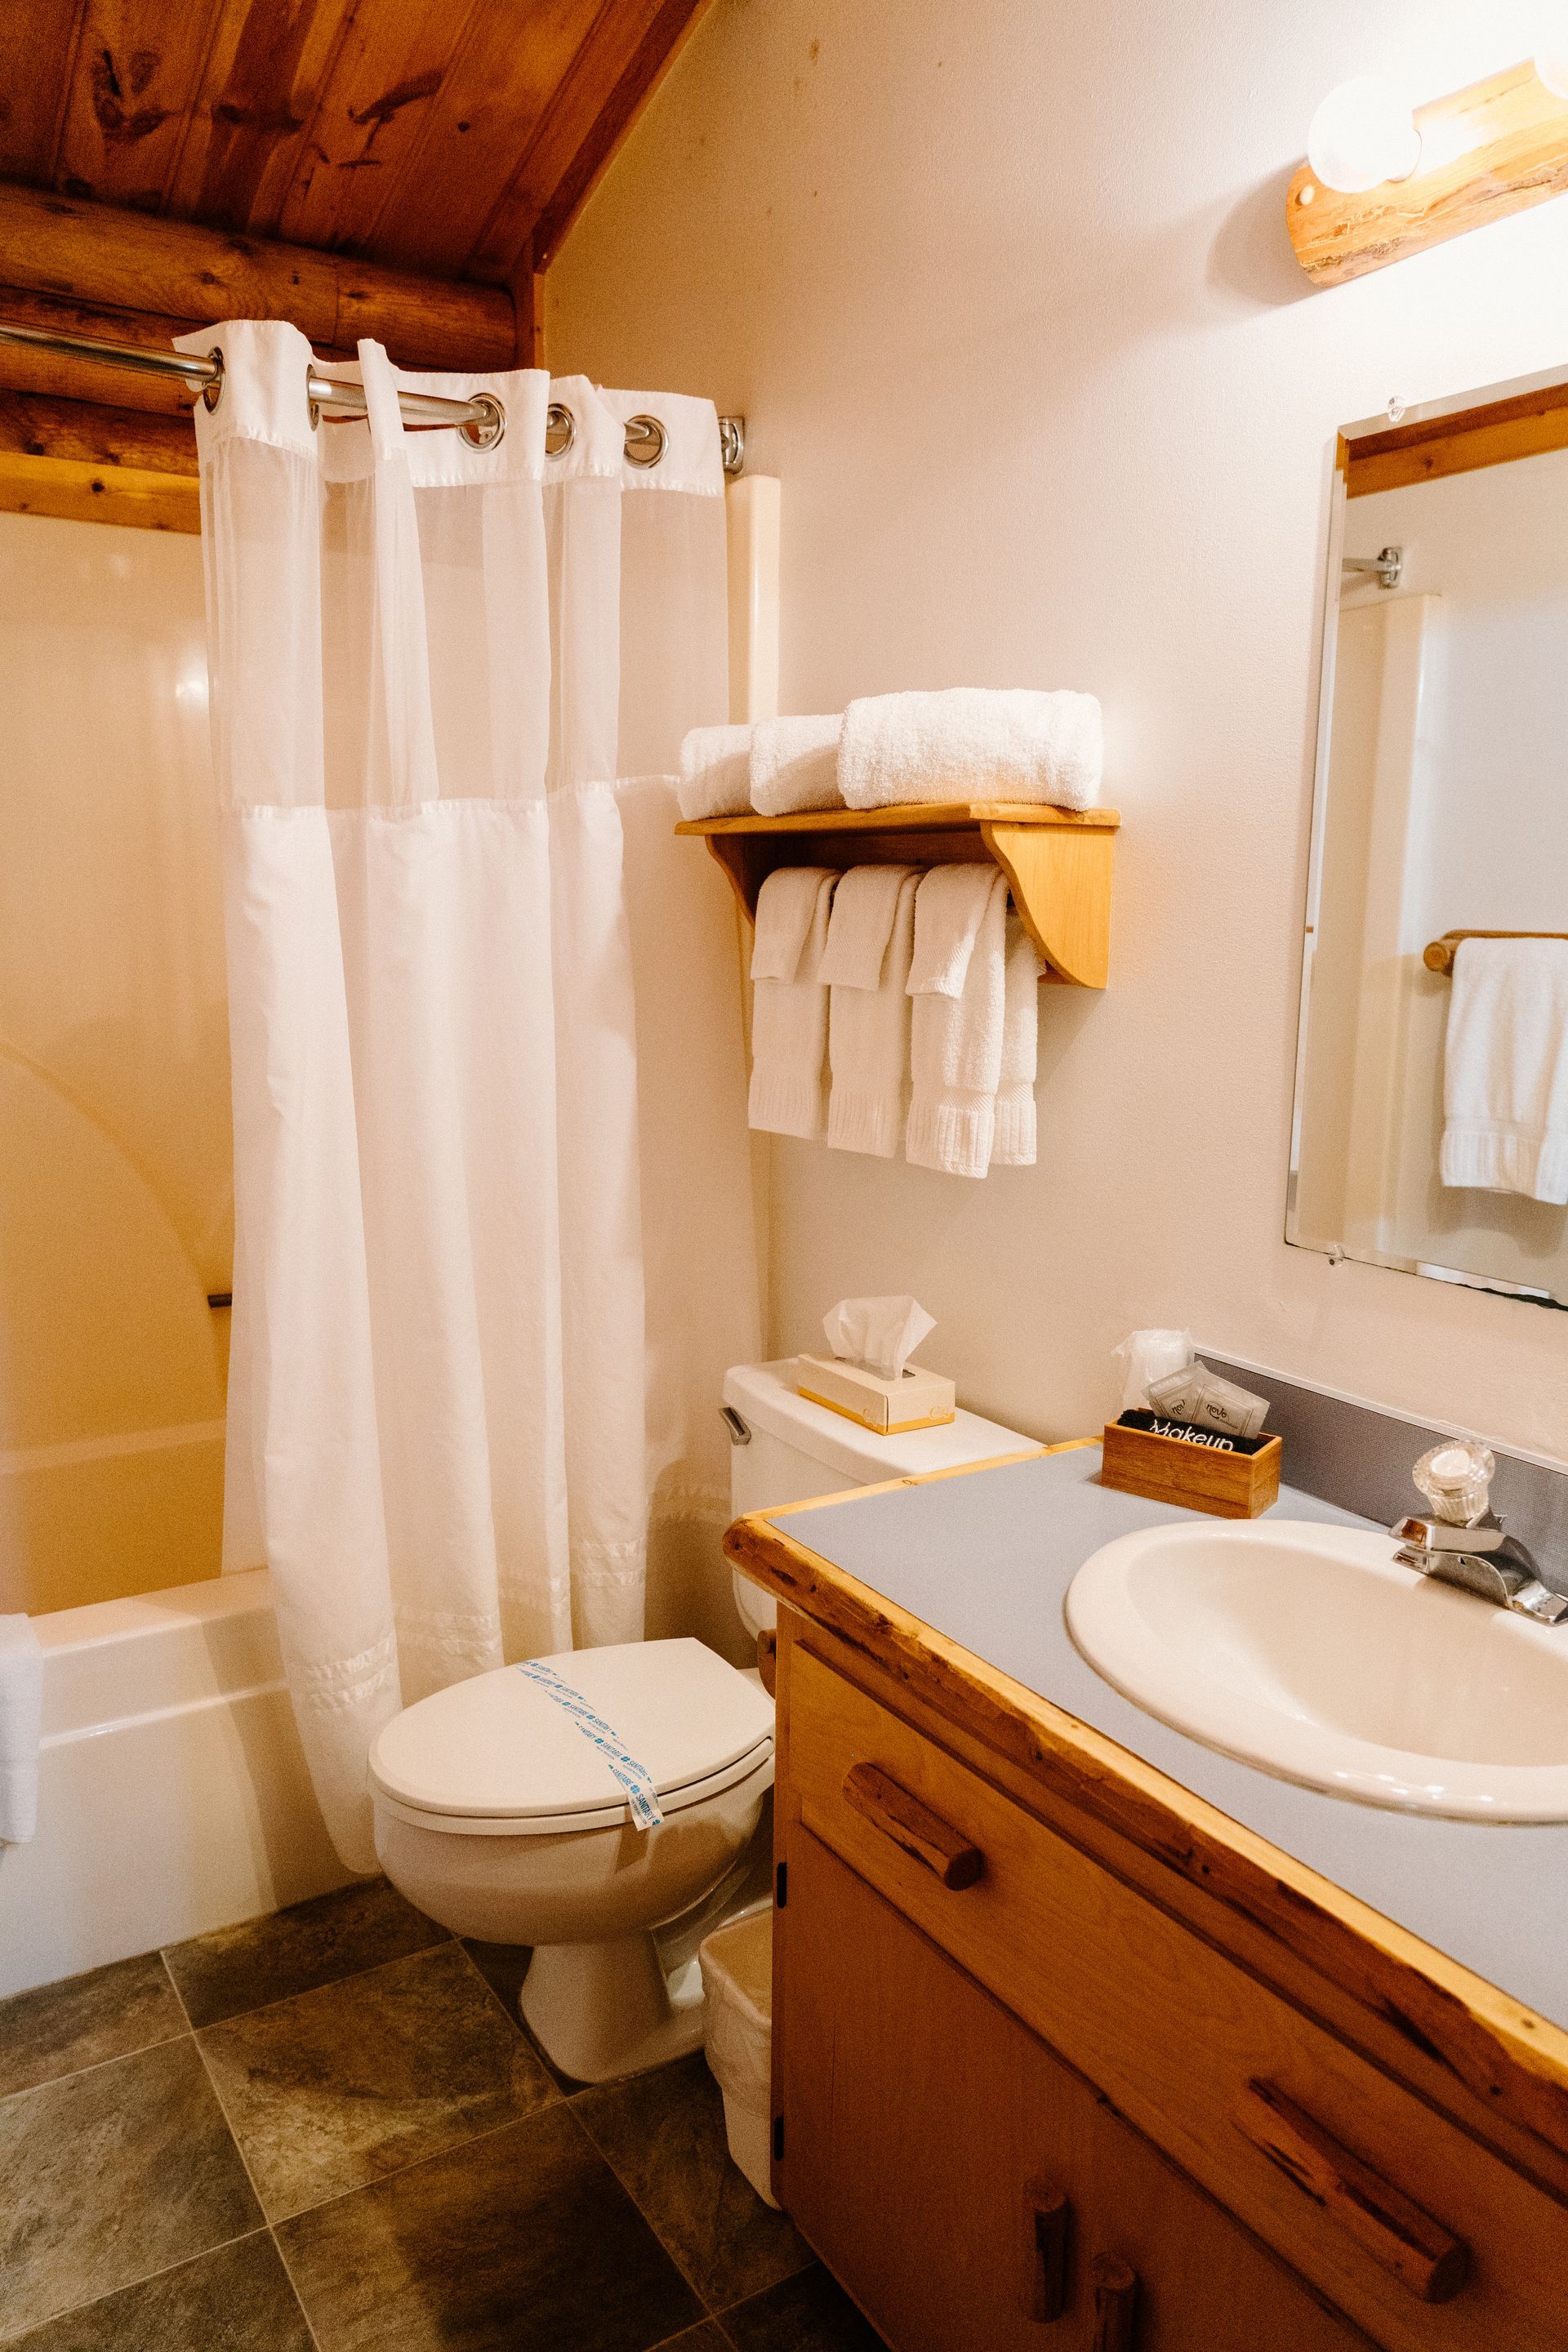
[{"left": 775, "top": 1444, "right": 1568, "bottom": 2032}]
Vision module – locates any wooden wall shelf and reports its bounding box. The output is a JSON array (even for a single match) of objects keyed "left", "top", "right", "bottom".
[{"left": 675, "top": 803, "right": 1119, "bottom": 988}]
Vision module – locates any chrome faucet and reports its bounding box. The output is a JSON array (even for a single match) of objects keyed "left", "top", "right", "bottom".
[
  {"left": 1392, "top": 1438, "right": 1568, "bottom": 1625},
  {"left": 1392, "top": 1512, "right": 1568, "bottom": 1625}
]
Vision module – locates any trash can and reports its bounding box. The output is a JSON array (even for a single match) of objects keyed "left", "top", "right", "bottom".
[{"left": 698, "top": 1904, "right": 777, "bottom": 2207}]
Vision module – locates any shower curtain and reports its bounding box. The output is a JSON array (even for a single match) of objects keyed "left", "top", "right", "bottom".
[{"left": 184, "top": 321, "right": 758, "bottom": 1869}]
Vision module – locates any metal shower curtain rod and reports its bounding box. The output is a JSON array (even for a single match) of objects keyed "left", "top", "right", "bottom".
[{"left": 0, "top": 316, "right": 746, "bottom": 474}]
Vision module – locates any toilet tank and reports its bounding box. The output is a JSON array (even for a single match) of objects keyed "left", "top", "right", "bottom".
[{"left": 722, "top": 1360, "right": 1034, "bottom": 1637}]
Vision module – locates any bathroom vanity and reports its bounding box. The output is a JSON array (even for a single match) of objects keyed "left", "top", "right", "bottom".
[{"left": 728, "top": 1445, "right": 1568, "bottom": 2352}]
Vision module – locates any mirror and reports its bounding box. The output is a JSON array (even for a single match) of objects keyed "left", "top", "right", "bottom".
[{"left": 1289, "top": 368, "right": 1568, "bottom": 1308}]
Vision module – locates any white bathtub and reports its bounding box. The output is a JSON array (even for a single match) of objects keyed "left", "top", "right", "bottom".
[{"left": 0, "top": 1570, "right": 352, "bottom": 1997}]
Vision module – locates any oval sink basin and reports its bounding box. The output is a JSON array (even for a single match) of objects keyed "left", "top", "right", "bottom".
[{"left": 1066, "top": 1519, "right": 1568, "bottom": 1820}]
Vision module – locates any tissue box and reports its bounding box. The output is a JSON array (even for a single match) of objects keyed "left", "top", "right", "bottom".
[{"left": 795, "top": 1354, "right": 956, "bottom": 1435}]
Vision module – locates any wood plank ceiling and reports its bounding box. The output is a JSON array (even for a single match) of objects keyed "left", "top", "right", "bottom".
[{"left": 0, "top": 0, "right": 711, "bottom": 527}]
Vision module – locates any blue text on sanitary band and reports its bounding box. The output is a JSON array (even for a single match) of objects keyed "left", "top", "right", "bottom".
[{"left": 514, "top": 1660, "right": 665, "bottom": 1829}]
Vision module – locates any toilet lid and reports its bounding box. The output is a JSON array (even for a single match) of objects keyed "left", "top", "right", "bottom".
[{"left": 368, "top": 1638, "right": 774, "bottom": 1825}]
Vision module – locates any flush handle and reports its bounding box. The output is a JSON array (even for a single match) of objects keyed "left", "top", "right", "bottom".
[
  {"left": 841, "top": 1760, "right": 983, "bottom": 1890},
  {"left": 1236, "top": 2080, "right": 1468, "bottom": 2303},
  {"left": 719, "top": 1404, "right": 751, "bottom": 1445}
]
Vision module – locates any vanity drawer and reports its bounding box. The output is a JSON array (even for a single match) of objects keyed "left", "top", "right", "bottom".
[{"left": 788, "top": 1642, "right": 1567, "bottom": 2352}]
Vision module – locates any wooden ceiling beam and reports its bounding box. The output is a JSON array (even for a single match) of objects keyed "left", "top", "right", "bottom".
[
  {"left": 468, "top": 0, "right": 713, "bottom": 280},
  {"left": 0, "top": 180, "right": 515, "bottom": 368},
  {"left": 0, "top": 386, "right": 199, "bottom": 532}
]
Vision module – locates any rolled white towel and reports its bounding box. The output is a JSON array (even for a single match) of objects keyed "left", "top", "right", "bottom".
[
  {"left": 840, "top": 687, "right": 1102, "bottom": 811},
  {"left": 748, "top": 866, "right": 838, "bottom": 1138},
  {"left": 905, "top": 867, "right": 1008, "bottom": 1178},
  {"left": 679, "top": 723, "right": 753, "bottom": 821},
  {"left": 751, "top": 714, "right": 844, "bottom": 815},
  {"left": 991, "top": 914, "right": 1042, "bottom": 1167},
  {"left": 0, "top": 1615, "right": 43, "bottom": 1845},
  {"left": 824, "top": 866, "right": 921, "bottom": 1156}
]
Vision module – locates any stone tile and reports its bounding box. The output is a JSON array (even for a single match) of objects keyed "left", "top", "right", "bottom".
[
  {"left": 0, "top": 2038, "right": 261, "bottom": 2342},
  {"left": 7, "top": 2232, "right": 314, "bottom": 2351},
  {"left": 719, "top": 2265, "right": 888, "bottom": 2352},
  {"left": 0, "top": 1954, "right": 187, "bottom": 2100},
  {"left": 198, "top": 1940, "right": 558, "bottom": 2221},
  {"left": 278, "top": 2103, "right": 703, "bottom": 2352},
  {"left": 575, "top": 2053, "right": 809, "bottom": 2309},
  {"left": 461, "top": 1941, "right": 586, "bottom": 2091},
  {"left": 163, "top": 1876, "right": 448, "bottom": 2029}
]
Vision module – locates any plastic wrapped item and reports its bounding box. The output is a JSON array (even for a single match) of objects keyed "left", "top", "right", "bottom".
[
  {"left": 1147, "top": 1361, "right": 1269, "bottom": 1441},
  {"left": 1111, "top": 1329, "right": 1195, "bottom": 1412},
  {"left": 1413, "top": 1438, "right": 1495, "bottom": 1528},
  {"left": 699, "top": 1905, "right": 777, "bottom": 2207}
]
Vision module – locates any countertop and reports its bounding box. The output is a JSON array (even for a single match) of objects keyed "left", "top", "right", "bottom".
[{"left": 761, "top": 1444, "right": 1568, "bottom": 2035}]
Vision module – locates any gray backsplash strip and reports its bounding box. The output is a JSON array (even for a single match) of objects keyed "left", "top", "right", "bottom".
[{"left": 1204, "top": 1356, "right": 1568, "bottom": 1563}]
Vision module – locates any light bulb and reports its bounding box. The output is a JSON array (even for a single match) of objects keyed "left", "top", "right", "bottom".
[{"left": 1307, "top": 77, "right": 1422, "bottom": 194}]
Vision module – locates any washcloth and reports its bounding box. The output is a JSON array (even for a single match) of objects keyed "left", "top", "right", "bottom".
[
  {"left": 823, "top": 866, "right": 921, "bottom": 1156},
  {"left": 840, "top": 687, "right": 1102, "bottom": 811},
  {"left": 0, "top": 1615, "right": 43, "bottom": 1844},
  {"left": 906, "top": 866, "right": 1008, "bottom": 1177},
  {"left": 1440, "top": 938, "right": 1568, "bottom": 1202},
  {"left": 748, "top": 866, "right": 838, "bottom": 1137},
  {"left": 678, "top": 723, "right": 753, "bottom": 820},
  {"left": 991, "top": 914, "right": 1042, "bottom": 1166},
  {"left": 751, "top": 714, "right": 844, "bottom": 816}
]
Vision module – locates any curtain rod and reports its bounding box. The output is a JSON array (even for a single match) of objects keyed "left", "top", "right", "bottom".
[{"left": 0, "top": 317, "right": 746, "bottom": 475}]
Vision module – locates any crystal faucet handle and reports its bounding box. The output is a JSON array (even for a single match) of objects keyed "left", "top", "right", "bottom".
[{"left": 1413, "top": 1439, "right": 1495, "bottom": 1530}]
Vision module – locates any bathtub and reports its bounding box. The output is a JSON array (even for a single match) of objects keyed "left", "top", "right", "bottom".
[{"left": 0, "top": 1570, "right": 352, "bottom": 1997}]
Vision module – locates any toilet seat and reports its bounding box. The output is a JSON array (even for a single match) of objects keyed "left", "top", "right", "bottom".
[{"left": 368, "top": 1637, "right": 775, "bottom": 1839}]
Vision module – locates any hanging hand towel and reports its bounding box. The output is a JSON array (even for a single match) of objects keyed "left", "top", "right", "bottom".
[
  {"left": 991, "top": 915, "right": 1042, "bottom": 1167},
  {"left": 0, "top": 1615, "right": 43, "bottom": 1844},
  {"left": 840, "top": 687, "right": 1102, "bottom": 811},
  {"left": 751, "top": 714, "right": 845, "bottom": 815},
  {"left": 748, "top": 866, "right": 839, "bottom": 1137},
  {"left": 678, "top": 723, "right": 754, "bottom": 820},
  {"left": 823, "top": 866, "right": 921, "bottom": 1156},
  {"left": 906, "top": 867, "right": 1008, "bottom": 1177},
  {"left": 1440, "top": 938, "right": 1568, "bottom": 1203}
]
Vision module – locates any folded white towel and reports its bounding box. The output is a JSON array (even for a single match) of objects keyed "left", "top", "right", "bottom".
[
  {"left": 906, "top": 867, "right": 1008, "bottom": 1177},
  {"left": 0, "top": 1615, "right": 43, "bottom": 1845},
  {"left": 678, "top": 723, "right": 753, "bottom": 820},
  {"left": 840, "top": 687, "right": 1102, "bottom": 811},
  {"left": 991, "top": 915, "right": 1042, "bottom": 1167},
  {"left": 1440, "top": 938, "right": 1568, "bottom": 1202},
  {"left": 825, "top": 867, "right": 920, "bottom": 1156},
  {"left": 751, "top": 714, "right": 844, "bottom": 816},
  {"left": 749, "top": 866, "right": 838, "bottom": 1137}
]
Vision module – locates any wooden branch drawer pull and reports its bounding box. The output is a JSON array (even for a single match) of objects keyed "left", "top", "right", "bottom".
[
  {"left": 755, "top": 1629, "right": 777, "bottom": 1697},
  {"left": 1089, "top": 2254, "right": 1138, "bottom": 2352},
  {"left": 840, "top": 1760, "right": 984, "bottom": 1889},
  {"left": 1236, "top": 2079, "right": 1469, "bottom": 2304},
  {"left": 1022, "top": 2177, "right": 1070, "bottom": 2322}
]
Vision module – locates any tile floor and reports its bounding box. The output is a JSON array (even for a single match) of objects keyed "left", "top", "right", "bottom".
[{"left": 0, "top": 1880, "right": 885, "bottom": 2351}]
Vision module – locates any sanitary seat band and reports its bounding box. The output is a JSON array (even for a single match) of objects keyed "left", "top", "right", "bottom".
[{"left": 514, "top": 1659, "right": 666, "bottom": 1829}]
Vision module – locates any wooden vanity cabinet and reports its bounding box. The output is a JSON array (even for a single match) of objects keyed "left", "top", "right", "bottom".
[
  {"left": 780, "top": 1826, "right": 1371, "bottom": 2352},
  {"left": 768, "top": 1619, "right": 1568, "bottom": 2352}
]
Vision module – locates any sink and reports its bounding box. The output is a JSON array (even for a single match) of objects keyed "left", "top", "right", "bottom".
[{"left": 1065, "top": 1519, "right": 1568, "bottom": 1820}]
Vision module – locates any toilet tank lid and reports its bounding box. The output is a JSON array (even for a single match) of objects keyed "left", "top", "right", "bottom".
[
  {"left": 723, "top": 1358, "right": 1036, "bottom": 1486},
  {"left": 368, "top": 1639, "right": 773, "bottom": 1823}
]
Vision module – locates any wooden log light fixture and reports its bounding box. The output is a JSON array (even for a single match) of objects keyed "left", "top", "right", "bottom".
[{"left": 1287, "top": 56, "right": 1568, "bottom": 287}]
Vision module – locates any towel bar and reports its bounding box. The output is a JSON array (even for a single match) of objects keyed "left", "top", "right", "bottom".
[
  {"left": 1423, "top": 930, "right": 1568, "bottom": 976},
  {"left": 675, "top": 802, "right": 1119, "bottom": 988}
]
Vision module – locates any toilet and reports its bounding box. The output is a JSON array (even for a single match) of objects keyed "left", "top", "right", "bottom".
[{"left": 369, "top": 1358, "right": 1029, "bottom": 2082}]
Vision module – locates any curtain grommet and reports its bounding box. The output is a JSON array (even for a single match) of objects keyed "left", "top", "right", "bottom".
[
  {"left": 459, "top": 392, "right": 506, "bottom": 452},
  {"left": 305, "top": 361, "right": 321, "bottom": 431},
  {"left": 625, "top": 414, "right": 666, "bottom": 469},
  {"left": 202, "top": 346, "right": 225, "bottom": 414},
  {"left": 546, "top": 402, "right": 576, "bottom": 459}
]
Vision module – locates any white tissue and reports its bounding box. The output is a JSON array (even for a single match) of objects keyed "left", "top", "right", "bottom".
[
  {"left": 1112, "top": 1327, "right": 1194, "bottom": 1411},
  {"left": 822, "top": 1295, "right": 937, "bottom": 1381}
]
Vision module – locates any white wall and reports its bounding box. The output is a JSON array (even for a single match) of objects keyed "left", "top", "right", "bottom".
[{"left": 548, "top": 0, "right": 1568, "bottom": 1463}]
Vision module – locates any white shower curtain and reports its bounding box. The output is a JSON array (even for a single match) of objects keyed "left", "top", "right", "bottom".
[{"left": 184, "top": 321, "right": 758, "bottom": 1869}]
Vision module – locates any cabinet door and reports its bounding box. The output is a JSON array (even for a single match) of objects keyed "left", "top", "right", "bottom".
[{"left": 777, "top": 1829, "right": 1371, "bottom": 2352}]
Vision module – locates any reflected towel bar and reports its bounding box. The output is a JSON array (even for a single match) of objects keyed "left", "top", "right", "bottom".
[{"left": 1423, "top": 930, "right": 1568, "bottom": 976}]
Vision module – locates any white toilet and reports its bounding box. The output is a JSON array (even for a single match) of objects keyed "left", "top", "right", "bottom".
[{"left": 369, "top": 1357, "right": 1028, "bottom": 2082}]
